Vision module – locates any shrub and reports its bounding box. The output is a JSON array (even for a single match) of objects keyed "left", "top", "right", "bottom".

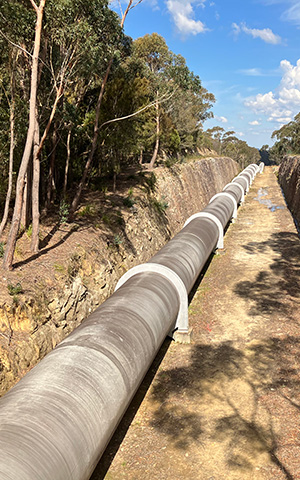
[
  {"left": 7, "top": 282, "right": 23, "bottom": 296},
  {"left": 59, "top": 201, "right": 69, "bottom": 224}
]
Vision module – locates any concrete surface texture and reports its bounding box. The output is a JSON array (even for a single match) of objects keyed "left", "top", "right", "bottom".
[{"left": 94, "top": 166, "right": 300, "bottom": 480}]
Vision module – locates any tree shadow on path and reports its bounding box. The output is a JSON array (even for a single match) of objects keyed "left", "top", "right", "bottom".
[{"left": 234, "top": 232, "right": 300, "bottom": 321}]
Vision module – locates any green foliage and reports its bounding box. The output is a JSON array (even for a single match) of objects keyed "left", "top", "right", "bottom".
[
  {"left": 78, "top": 204, "right": 96, "bottom": 217},
  {"left": 123, "top": 188, "right": 136, "bottom": 208},
  {"left": 59, "top": 201, "right": 70, "bottom": 224},
  {"left": 113, "top": 234, "right": 123, "bottom": 246},
  {"left": 26, "top": 224, "right": 32, "bottom": 238},
  {"left": 152, "top": 196, "right": 169, "bottom": 214},
  {"left": 0, "top": 242, "right": 4, "bottom": 258},
  {"left": 54, "top": 263, "right": 65, "bottom": 273},
  {"left": 7, "top": 282, "right": 23, "bottom": 296},
  {"left": 270, "top": 112, "right": 300, "bottom": 163},
  {"left": 102, "top": 214, "right": 110, "bottom": 225},
  {"left": 204, "top": 127, "right": 260, "bottom": 168},
  {"left": 144, "top": 172, "right": 157, "bottom": 192},
  {"left": 0, "top": 3, "right": 216, "bottom": 220}
]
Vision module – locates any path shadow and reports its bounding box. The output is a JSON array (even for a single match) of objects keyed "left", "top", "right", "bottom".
[
  {"left": 148, "top": 337, "right": 300, "bottom": 478},
  {"left": 234, "top": 232, "right": 300, "bottom": 319}
]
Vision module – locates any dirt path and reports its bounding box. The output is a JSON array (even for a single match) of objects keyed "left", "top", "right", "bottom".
[{"left": 93, "top": 166, "right": 300, "bottom": 480}]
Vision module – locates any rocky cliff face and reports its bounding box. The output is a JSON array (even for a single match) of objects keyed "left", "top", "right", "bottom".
[
  {"left": 0, "top": 157, "right": 238, "bottom": 396},
  {"left": 278, "top": 155, "right": 300, "bottom": 226}
]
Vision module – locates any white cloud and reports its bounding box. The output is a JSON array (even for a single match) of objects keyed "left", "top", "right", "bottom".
[
  {"left": 261, "top": 0, "right": 300, "bottom": 25},
  {"left": 238, "top": 67, "right": 281, "bottom": 77},
  {"left": 249, "top": 120, "right": 261, "bottom": 125},
  {"left": 232, "top": 22, "right": 282, "bottom": 44},
  {"left": 245, "top": 59, "right": 300, "bottom": 124},
  {"left": 237, "top": 132, "right": 245, "bottom": 137},
  {"left": 239, "top": 68, "right": 265, "bottom": 76},
  {"left": 215, "top": 115, "right": 228, "bottom": 123},
  {"left": 281, "top": 1, "right": 300, "bottom": 25},
  {"left": 166, "top": 0, "right": 208, "bottom": 35}
]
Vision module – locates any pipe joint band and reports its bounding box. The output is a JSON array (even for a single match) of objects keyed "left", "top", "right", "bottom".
[
  {"left": 115, "top": 263, "right": 189, "bottom": 334},
  {"left": 223, "top": 182, "right": 245, "bottom": 204},
  {"left": 209, "top": 192, "right": 238, "bottom": 220},
  {"left": 233, "top": 175, "right": 249, "bottom": 193},
  {"left": 184, "top": 212, "right": 224, "bottom": 249}
]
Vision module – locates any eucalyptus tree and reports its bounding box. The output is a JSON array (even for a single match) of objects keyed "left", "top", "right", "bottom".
[
  {"left": 69, "top": 0, "right": 143, "bottom": 217},
  {"left": 3, "top": 0, "right": 46, "bottom": 270},
  {"left": 132, "top": 33, "right": 172, "bottom": 168},
  {"left": 271, "top": 112, "right": 300, "bottom": 156},
  {"left": 132, "top": 34, "right": 215, "bottom": 166},
  {"left": 2, "top": 0, "right": 131, "bottom": 268}
]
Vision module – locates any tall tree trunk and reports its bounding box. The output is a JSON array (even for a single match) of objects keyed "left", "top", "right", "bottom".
[
  {"left": 63, "top": 128, "right": 71, "bottom": 199},
  {"left": 31, "top": 109, "right": 40, "bottom": 253},
  {"left": 0, "top": 54, "right": 16, "bottom": 239},
  {"left": 46, "top": 124, "right": 57, "bottom": 210},
  {"left": 149, "top": 92, "right": 160, "bottom": 169},
  {"left": 20, "top": 167, "right": 32, "bottom": 230},
  {"left": 3, "top": 0, "right": 46, "bottom": 270},
  {"left": 139, "top": 148, "right": 143, "bottom": 165}
]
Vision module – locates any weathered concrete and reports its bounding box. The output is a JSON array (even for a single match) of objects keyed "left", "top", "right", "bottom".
[{"left": 98, "top": 167, "right": 300, "bottom": 480}]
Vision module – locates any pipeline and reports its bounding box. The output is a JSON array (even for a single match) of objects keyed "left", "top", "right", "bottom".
[{"left": 0, "top": 163, "right": 262, "bottom": 480}]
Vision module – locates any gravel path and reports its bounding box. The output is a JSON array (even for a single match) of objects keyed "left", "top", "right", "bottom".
[{"left": 93, "top": 166, "right": 300, "bottom": 480}]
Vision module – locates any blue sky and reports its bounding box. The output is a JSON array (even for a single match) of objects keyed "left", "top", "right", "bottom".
[{"left": 110, "top": 0, "right": 300, "bottom": 149}]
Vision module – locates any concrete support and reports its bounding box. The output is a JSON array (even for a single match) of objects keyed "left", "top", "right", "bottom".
[{"left": 115, "top": 263, "right": 190, "bottom": 340}]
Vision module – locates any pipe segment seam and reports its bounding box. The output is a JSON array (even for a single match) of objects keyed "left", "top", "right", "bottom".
[
  {"left": 233, "top": 175, "right": 249, "bottom": 193},
  {"left": 115, "top": 263, "right": 189, "bottom": 334},
  {"left": 209, "top": 192, "right": 238, "bottom": 220},
  {"left": 223, "top": 182, "right": 245, "bottom": 203},
  {"left": 245, "top": 165, "right": 256, "bottom": 178},
  {"left": 184, "top": 212, "right": 224, "bottom": 249},
  {"left": 238, "top": 171, "right": 252, "bottom": 186},
  {"left": 251, "top": 163, "right": 260, "bottom": 172}
]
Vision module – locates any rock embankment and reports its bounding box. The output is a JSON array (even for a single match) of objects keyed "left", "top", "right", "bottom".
[
  {"left": 278, "top": 155, "right": 300, "bottom": 226},
  {"left": 0, "top": 157, "right": 238, "bottom": 396}
]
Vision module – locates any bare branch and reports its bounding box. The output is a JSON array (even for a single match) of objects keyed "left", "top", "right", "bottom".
[
  {"left": 29, "top": 0, "right": 38, "bottom": 12},
  {"left": 99, "top": 88, "right": 178, "bottom": 130},
  {"left": 131, "top": 0, "right": 143, "bottom": 9},
  {"left": 0, "top": 30, "right": 50, "bottom": 73},
  {"left": 118, "top": 0, "right": 123, "bottom": 17}
]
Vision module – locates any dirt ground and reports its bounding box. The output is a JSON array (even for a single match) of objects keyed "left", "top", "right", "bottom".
[{"left": 92, "top": 167, "right": 300, "bottom": 480}]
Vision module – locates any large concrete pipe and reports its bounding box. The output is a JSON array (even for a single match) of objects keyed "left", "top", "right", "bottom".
[
  {"left": 0, "top": 274, "right": 180, "bottom": 480},
  {"left": 0, "top": 164, "right": 260, "bottom": 480}
]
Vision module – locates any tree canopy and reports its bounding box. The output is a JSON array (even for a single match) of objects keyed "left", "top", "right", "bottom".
[{"left": 0, "top": 1, "right": 258, "bottom": 268}]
